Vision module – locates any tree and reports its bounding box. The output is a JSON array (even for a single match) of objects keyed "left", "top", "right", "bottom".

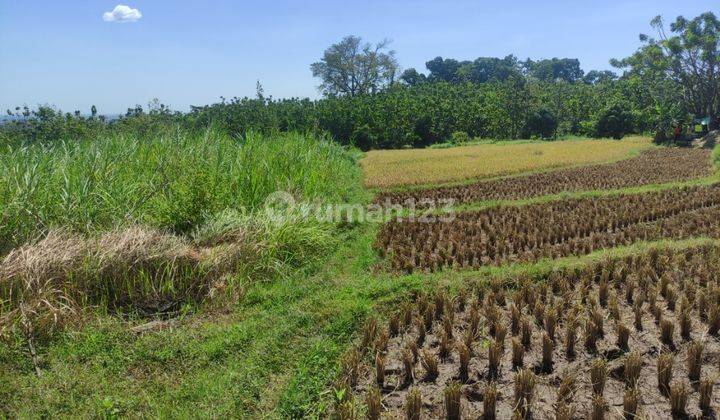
[
  {"left": 595, "top": 103, "right": 634, "bottom": 139},
  {"left": 426, "top": 55, "right": 522, "bottom": 84},
  {"left": 524, "top": 58, "right": 584, "bottom": 82},
  {"left": 525, "top": 107, "right": 558, "bottom": 139},
  {"left": 311, "top": 36, "right": 399, "bottom": 97},
  {"left": 614, "top": 12, "right": 720, "bottom": 129},
  {"left": 583, "top": 70, "right": 618, "bottom": 85},
  {"left": 426, "top": 57, "right": 464, "bottom": 82},
  {"left": 400, "top": 68, "right": 427, "bottom": 86},
  {"left": 458, "top": 56, "right": 522, "bottom": 83}
]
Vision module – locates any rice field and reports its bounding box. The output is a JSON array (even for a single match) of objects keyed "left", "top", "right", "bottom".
[
  {"left": 376, "top": 184, "right": 720, "bottom": 272},
  {"left": 361, "top": 136, "right": 653, "bottom": 189},
  {"left": 376, "top": 148, "right": 714, "bottom": 207},
  {"left": 343, "top": 244, "right": 720, "bottom": 419},
  {"left": 337, "top": 140, "right": 720, "bottom": 418}
]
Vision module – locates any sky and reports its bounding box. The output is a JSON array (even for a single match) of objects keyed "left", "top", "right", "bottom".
[{"left": 0, "top": 0, "right": 717, "bottom": 114}]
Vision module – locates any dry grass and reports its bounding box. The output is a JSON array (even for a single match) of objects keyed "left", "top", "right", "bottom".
[
  {"left": 670, "top": 381, "right": 690, "bottom": 416},
  {"left": 623, "top": 386, "right": 640, "bottom": 418},
  {"left": 513, "top": 368, "right": 536, "bottom": 418},
  {"left": 590, "top": 358, "right": 607, "bottom": 395},
  {"left": 361, "top": 137, "right": 652, "bottom": 189},
  {"left": 700, "top": 377, "right": 713, "bottom": 413},
  {"left": 0, "top": 227, "right": 207, "bottom": 340},
  {"left": 0, "top": 206, "right": 338, "bottom": 341},
  {"left": 444, "top": 382, "right": 462, "bottom": 420},
  {"left": 375, "top": 147, "right": 714, "bottom": 211},
  {"left": 657, "top": 353, "right": 674, "bottom": 395}
]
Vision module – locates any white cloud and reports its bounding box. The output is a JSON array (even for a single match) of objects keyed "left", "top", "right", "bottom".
[{"left": 103, "top": 5, "right": 142, "bottom": 23}]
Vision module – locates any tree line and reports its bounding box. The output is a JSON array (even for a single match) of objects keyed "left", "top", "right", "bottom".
[{"left": 2, "top": 11, "right": 718, "bottom": 149}]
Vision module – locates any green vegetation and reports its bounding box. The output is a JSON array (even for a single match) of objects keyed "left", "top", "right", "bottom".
[
  {"left": 0, "top": 129, "right": 363, "bottom": 253},
  {"left": 0, "top": 128, "right": 365, "bottom": 352}
]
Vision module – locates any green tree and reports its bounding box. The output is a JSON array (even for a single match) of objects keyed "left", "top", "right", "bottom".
[
  {"left": 458, "top": 55, "right": 522, "bottom": 83},
  {"left": 614, "top": 12, "right": 720, "bottom": 129},
  {"left": 595, "top": 103, "right": 634, "bottom": 139},
  {"left": 425, "top": 57, "right": 464, "bottom": 82},
  {"left": 583, "top": 70, "right": 618, "bottom": 85},
  {"left": 310, "top": 36, "right": 399, "bottom": 97},
  {"left": 525, "top": 107, "right": 558, "bottom": 139},
  {"left": 399, "top": 68, "right": 427, "bottom": 86},
  {"left": 524, "top": 58, "right": 584, "bottom": 83}
]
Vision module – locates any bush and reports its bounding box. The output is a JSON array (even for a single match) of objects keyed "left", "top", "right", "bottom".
[
  {"left": 525, "top": 108, "right": 558, "bottom": 139},
  {"left": 0, "top": 130, "right": 361, "bottom": 339},
  {"left": 595, "top": 103, "right": 634, "bottom": 139},
  {"left": 450, "top": 131, "right": 471, "bottom": 144}
]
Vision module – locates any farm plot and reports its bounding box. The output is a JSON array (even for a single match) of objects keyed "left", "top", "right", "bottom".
[
  {"left": 362, "top": 137, "right": 652, "bottom": 189},
  {"left": 342, "top": 244, "right": 720, "bottom": 419},
  {"left": 376, "top": 148, "right": 713, "bottom": 207},
  {"left": 376, "top": 184, "right": 720, "bottom": 272}
]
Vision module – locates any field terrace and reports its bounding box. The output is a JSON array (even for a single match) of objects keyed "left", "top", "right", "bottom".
[{"left": 339, "top": 141, "right": 720, "bottom": 419}]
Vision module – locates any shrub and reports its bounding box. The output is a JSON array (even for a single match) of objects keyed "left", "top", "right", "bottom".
[
  {"left": 594, "top": 103, "right": 634, "bottom": 139},
  {"left": 525, "top": 107, "right": 558, "bottom": 139},
  {"left": 450, "top": 131, "right": 471, "bottom": 144}
]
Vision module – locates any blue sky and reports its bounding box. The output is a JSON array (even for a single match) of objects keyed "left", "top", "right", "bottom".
[{"left": 0, "top": 0, "right": 717, "bottom": 114}]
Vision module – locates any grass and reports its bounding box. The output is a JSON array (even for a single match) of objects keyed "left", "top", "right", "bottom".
[
  {"left": 0, "top": 129, "right": 367, "bottom": 344},
  {"left": 360, "top": 136, "right": 653, "bottom": 189},
  {"left": 0, "top": 129, "right": 365, "bottom": 254}
]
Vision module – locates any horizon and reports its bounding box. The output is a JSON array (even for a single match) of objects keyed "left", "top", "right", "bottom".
[{"left": 1, "top": 0, "right": 717, "bottom": 114}]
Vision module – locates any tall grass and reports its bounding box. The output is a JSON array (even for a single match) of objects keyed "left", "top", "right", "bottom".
[
  {"left": 0, "top": 129, "right": 364, "bottom": 339},
  {"left": 0, "top": 129, "right": 363, "bottom": 253}
]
